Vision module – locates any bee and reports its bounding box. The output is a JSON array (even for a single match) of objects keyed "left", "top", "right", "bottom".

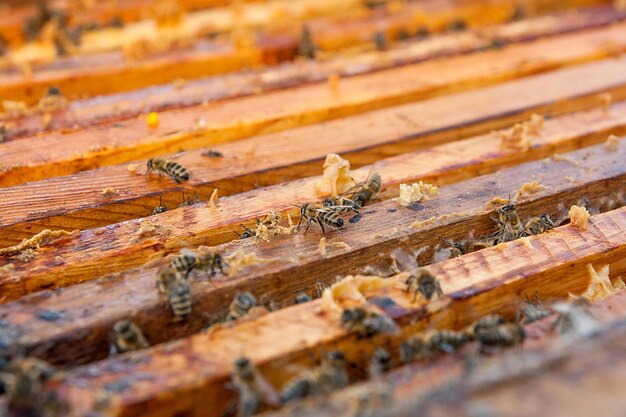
[
  {"left": 521, "top": 293, "right": 551, "bottom": 324},
  {"left": 551, "top": 297, "right": 597, "bottom": 337},
  {"left": 348, "top": 172, "right": 382, "bottom": 208},
  {"left": 280, "top": 351, "right": 348, "bottom": 403},
  {"left": 294, "top": 293, "right": 312, "bottom": 304},
  {"left": 399, "top": 334, "right": 427, "bottom": 363},
  {"left": 405, "top": 269, "right": 443, "bottom": 302},
  {"left": 493, "top": 203, "right": 522, "bottom": 243},
  {"left": 297, "top": 203, "right": 346, "bottom": 235},
  {"left": 231, "top": 357, "right": 280, "bottom": 417},
  {"left": 432, "top": 237, "right": 465, "bottom": 263},
  {"left": 298, "top": 25, "right": 316, "bottom": 59},
  {"left": 170, "top": 248, "right": 224, "bottom": 279},
  {"left": 179, "top": 192, "right": 200, "bottom": 207},
  {"left": 340, "top": 306, "right": 400, "bottom": 338},
  {"left": 521, "top": 214, "right": 554, "bottom": 237},
  {"left": 427, "top": 329, "right": 473, "bottom": 354},
  {"left": 2, "top": 357, "right": 66, "bottom": 416},
  {"left": 156, "top": 267, "right": 192, "bottom": 319},
  {"left": 373, "top": 31, "right": 388, "bottom": 51},
  {"left": 234, "top": 211, "right": 281, "bottom": 239},
  {"left": 369, "top": 347, "right": 392, "bottom": 378},
  {"left": 152, "top": 195, "right": 168, "bottom": 215},
  {"left": 110, "top": 320, "right": 150, "bottom": 355},
  {"left": 234, "top": 224, "right": 256, "bottom": 240},
  {"left": 226, "top": 292, "right": 257, "bottom": 322},
  {"left": 477, "top": 322, "right": 525, "bottom": 349},
  {"left": 472, "top": 314, "right": 506, "bottom": 336},
  {"left": 145, "top": 158, "right": 190, "bottom": 183},
  {"left": 315, "top": 282, "right": 327, "bottom": 298}
]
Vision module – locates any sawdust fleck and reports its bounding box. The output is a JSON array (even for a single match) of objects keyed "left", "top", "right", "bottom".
[
  {"left": 225, "top": 249, "right": 275, "bottom": 276},
  {"left": 552, "top": 153, "right": 580, "bottom": 166},
  {"left": 0, "top": 229, "right": 78, "bottom": 257},
  {"left": 101, "top": 187, "right": 118, "bottom": 198},
  {"left": 484, "top": 196, "right": 509, "bottom": 209},
  {"left": 319, "top": 274, "right": 396, "bottom": 314},
  {"left": 598, "top": 92, "right": 613, "bottom": 116},
  {"left": 605, "top": 134, "right": 620, "bottom": 151},
  {"left": 208, "top": 189, "right": 219, "bottom": 208}
]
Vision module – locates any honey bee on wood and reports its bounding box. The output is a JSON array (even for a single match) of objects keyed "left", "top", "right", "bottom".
[
  {"left": 477, "top": 322, "right": 525, "bottom": 350},
  {"left": 226, "top": 292, "right": 257, "bottom": 322},
  {"left": 341, "top": 306, "right": 400, "bottom": 338},
  {"left": 156, "top": 267, "right": 192, "bottom": 319},
  {"left": 1, "top": 357, "right": 66, "bottom": 417},
  {"left": 521, "top": 293, "right": 551, "bottom": 324},
  {"left": 145, "top": 158, "right": 190, "bottom": 183},
  {"left": 400, "top": 329, "right": 471, "bottom": 362},
  {"left": 179, "top": 192, "right": 200, "bottom": 207},
  {"left": 297, "top": 203, "right": 347, "bottom": 235},
  {"left": 471, "top": 314, "right": 506, "bottom": 336},
  {"left": 231, "top": 357, "right": 280, "bottom": 417},
  {"left": 234, "top": 224, "right": 256, "bottom": 240},
  {"left": 110, "top": 320, "right": 150, "bottom": 355},
  {"left": 405, "top": 269, "right": 443, "bottom": 302},
  {"left": 432, "top": 237, "right": 465, "bottom": 262},
  {"left": 279, "top": 351, "right": 348, "bottom": 404},
  {"left": 369, "top": 347, "right": 392, "bottom": 378},
  {"left": 521, "top": 214, "right": 554, "bottom": 237},
  {"left": 298, "top": 25, "right": 316, "bottom": 59},
  {"left": 551, "top": 297, "right": 597, "bottom": 337},
  {"left": 373, "top": 31, "right": 388, "bottom": 51},
  {"left": 152, "top": 195, "right": 168, "bottom": 215},
  {"left": 349, "top": 172, "right": 382, "bottom": 209},
  {"left": 492, "top": 202, "right": 522, "bottom": 243},
  {"left": 171, "top": 248, "right": 225, "bottom": 279}
]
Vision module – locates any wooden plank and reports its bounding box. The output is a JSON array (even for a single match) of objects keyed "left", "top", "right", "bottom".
[
  {"left": 0, "top": 0, "right": 531, "bottom": 105},
  {"left": 4, "top": 43, "right": 626, "bottom": 191},
  {"left": 2, "top": 93, "right": 625, "bottom": 249},
  {"left": 2, "top": 141, "right": 624, "bottom": 366},
  {"left": 263, "top": 291, "right": 626, "bottom": 417},
  {"left": 45, "top": 204, "right": 626, "bottom": 417},
  {"left": 4, "top": 5, "right": 621, "bottom": 141}
]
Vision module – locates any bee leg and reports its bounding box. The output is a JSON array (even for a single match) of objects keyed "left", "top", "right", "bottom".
[
  {"left": 303, "top": 218, "right": 314, "bottom": 234},
  {"left": 318, "top": 220, "right": 326, "bottom": 237},
  {"left": 216, "top": 258, "right": 224, "bottom": 276},
  {"left": 296, "top": 215, "right": 304, "bottom": 231}
]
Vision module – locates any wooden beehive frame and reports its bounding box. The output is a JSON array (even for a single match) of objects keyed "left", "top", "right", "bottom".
[{"left": 2, "top": 1, "right": 626, "bottom": 417}]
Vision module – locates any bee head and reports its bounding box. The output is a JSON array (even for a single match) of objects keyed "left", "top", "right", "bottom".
[
  {"left": 146, "top": 158, "right": 154, "bottom": 170},
  {"left": 322, "top": 198, "right": 335, "bottom": 207},
  {"left": 113, "top": 320, "right": 132, "bottom": 334},
  {"left": 540, "top": 214, "right": 553, "bottom": 226},
  {"left": 234, "top": 357, "right": 250, "bottom": 370},
  {"left": 325, "top": 350, "right": 345, "bottom": 367},
  {"left": 237, "top": 292, "right": 256, "bottom": 309},
  {"left": 294, "top": 293, "right": 311, "bottom": 304},
  {"left": 300, "top": 204, "right": 309, "bottom": 217},
  {"left": 340, "top": 308, "right": 354, "bottom": 324},
  {"left": 498, "top": 204, "right": 516, "bottom": 214}
]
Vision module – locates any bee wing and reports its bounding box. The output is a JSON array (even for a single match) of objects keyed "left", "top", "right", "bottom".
[
  {"left": 391, "top": 248, "right": 419, "bottom": 271},
  {"left": 252, "top": 370, "right": 281, "bottom": 406},
  {"left": 180, "top": 248, "right": 196, "bottom": 257},
  {"left": 365, "top": 313, "right": 400, "bottom": 335}
]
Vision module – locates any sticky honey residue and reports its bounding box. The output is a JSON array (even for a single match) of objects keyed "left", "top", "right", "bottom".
[
  {"left": 568, "top": 205, "right": 590, "bottom": 230},
  {"left": 100, "top": 187, "right": 118, "bottom": 198},
  {"left": 315, "top": 153, "right": 356, "bottom": 198},
  {"left": 581, "top": 264, "right": 625, "bottom": 301},
  {"left": 0, "top": 229, "right": 78, "bottom": 258},
  {"left": 2, "top": 100, "right": 29, "bottom": 117},
  {"left": 224, "top": 249, "right": 274, "bottom": 276},
  {"left": 605, "top": 134, "right": 620, "bottom": 151},
  {"left": 135, "top": 219, "right": 172, "bottom": 241},
  {"left": 598, "top": 92, "right": 613, "bottom": 115},
  {"left": 395, "top": 182, "right": 438, "bottom": 206},
  {"left": 146, "top": 112, "right": 159, "bottom": 128},
  {"left": 484, "top": 196, "right": 510, "bottom": 209},
  {"left": 208, "top": 189, "right": 219, "bottom": 208},
  {"left": 319, "top": 274, "right": 396, "bottom": 313},
  {"left": 513, "top": 181, "right": 546, "bottom": 200}
]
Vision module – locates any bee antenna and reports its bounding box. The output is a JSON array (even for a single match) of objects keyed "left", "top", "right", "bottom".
[{"left": 233, "top": 231, "right": 242, "bottom": 238}]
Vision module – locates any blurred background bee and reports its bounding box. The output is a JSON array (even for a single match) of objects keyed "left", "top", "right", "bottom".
[
  {"left": 171, "top": 248, "right": 225, "bottom": 279},
  {"left": 231, "top": 357, "right": 280, "bottom": 417},
  {"left": 152, "top": 195, "right": 168, "bottom": 215},
  {"left": 341, "top": 306, "right": 400, "bottom": 337},
  {"left": 279, "top": 350, "right": 348, "bottom": 403},
  {"left": 226, "top": 292, "right": 258, "bottom": 322},
  {"left": 145, "top": 158, "right": 190, "bottom": 183},
  {"left": 109, "top": 320, "right": 150, "bottom": 355},
  {"left": 156, "top": 267, "right": 192, "bottom": 319},
  {"left": 521, "top": 213, "right": 554, "bottom": 237}
]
